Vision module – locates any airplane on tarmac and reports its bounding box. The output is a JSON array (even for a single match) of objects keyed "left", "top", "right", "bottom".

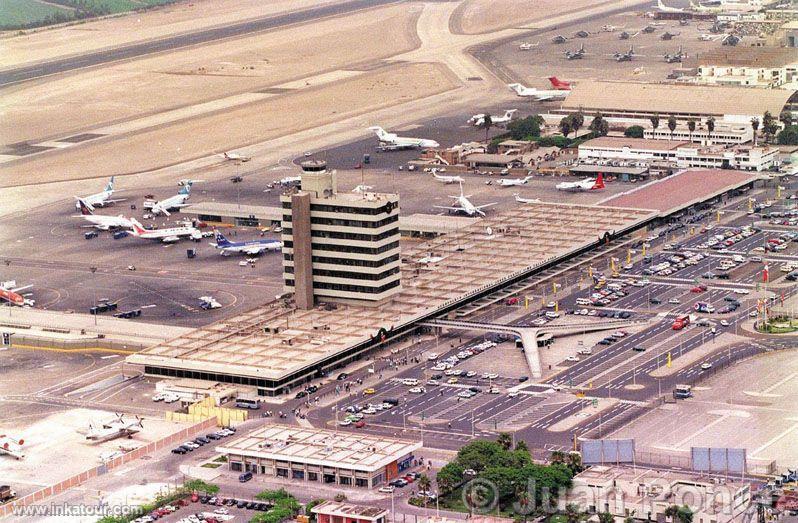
[
  {"left": 656, "top": 0, "right": 685, "bottom": 13},
  {"left": 145, "top": 182, "right": 193, "bottom": 216},
  {"left": 221, "top": 152, "right": 251, "bottom": 162},
  {"left": 613, "top": 46, "right": 638, "bottom": 62},
  {"left": 514, "top": 194, "right": 542, "bottom": 204},
  {"left": 0, "top": 281, "right": 34, "bottom": 307},
  {"left": 469, "top": 110, "right": 517, "bottom": 127},
  {"left": 279, "top": 175, "right": 302, "bottom": 186},
  {"left": 497, "top": 176, "right": 534, "bottom": 187},
  {"left": 199, "top": 296, "right": 222, "bottom": 310},
  {"left": 618, "top": 30, "right": 640, "bottom": 40},
  {"left": 556, "top": 173, "right": 606, "bottom": 192},
  {"left": 552, "top": 35, "right": 568, "bottom": 44},
  {"left": 210, "top": 231, "right": 282, "bottom": 255},
  {"left": 0, "top": 435, "right": 25, "bottom": 459},
  {"left": 698, "top": 33, "right": 724, "bottom": 41},
  {"left": 548, "top": 77, "right": 572, "bottom": 90},
  {"left": 83, "top": 414, "right": 144, "bottom": 443},
  {"left": 660, "top": 31, "right": 680, "bottom": 40},
  {"left": 565, "top": 43, "right": 586, "bottom": 60},
  {"left": 74, "top": 176, "right": 125, "bottom": 211},
  {"left": 664, "top": 46, "right": 686, "bottom": 63},
  {"left": 74, "top": 198, "right": 134, "bottom": 230},
  {"left": 434, "top": 183, "right": 496, "bottom": 217},
  {"left": 368, "top": 127, "right": 440, "bottom": 150},
  {"left": 507, "top": 84, "right": 569, "bottom": 101},
  {"left": 518, "top": 42, "right": 540, "bottom": 51},
  {"left": 128, "top": 218, "right": 202, "bottom": 243},
  {"left": 432, "top": 171, "right": 465, "bottom": 184}
]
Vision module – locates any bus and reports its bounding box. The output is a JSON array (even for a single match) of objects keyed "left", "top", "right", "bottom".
[
  {"left": 672, "top": 314, "right": 690, "bottom": 330},
  {"left": 673, "top": 384, "right": 692, "bottom": 399},
  {"left": 235, "top": 397, "right": 260, "bottom": 410}
]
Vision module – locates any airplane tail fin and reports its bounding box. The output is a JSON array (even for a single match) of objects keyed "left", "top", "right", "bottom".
[
  {"left": 507, "top": 83, "right": 525, "bottom": 95},
  {"left": 76, "top": 198, "right": 94, "bottom": 215},
  {"left": 593, "top": 173, "right": 606, "bottom": 190},
  {"left": 105, "top": 176, "right": 115, "bottom": 192},
  {"left": 178, "top": 183, "right": 191, "bottom": 195},
  {"left": 368, "top": 126, "right": 388, "bottom": 141},
  {"left": 214, "top": 231, "right": 232, "bottom": 246},
  {"left": 129, "top": 218, "right": 147, "bottom": 236}
]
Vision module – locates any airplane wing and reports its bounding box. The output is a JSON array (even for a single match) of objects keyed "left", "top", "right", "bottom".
[
  {"left": 244, "top": 247, "right": 265, "bottom": 255},
  {"left": 535, "top": 93, "right": 557, "bottom": 101},
  {"left": 10, "top": 285, "right": 33, "bottom": 293},
  {"left": 104, "top": 198, "right": 126, "bottom": 204},
  {"left": 476, "top": 202, "right": 498, "bottom": 210},
  {"left": 433, "top": 205, "right": 465, "bottom": 212}
]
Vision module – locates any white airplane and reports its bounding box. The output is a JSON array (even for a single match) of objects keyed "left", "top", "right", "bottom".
[
  {"left": 353, "top": 184, "right": 374, "bottom": 193},
  {"left": 221, "top": 152, "right": 251, "bottom": 162},
  {"left": 178, "top": 178, "right": 204, "bottom": 186},
  {"left": 74, "top": 198, "right": 134, "bottom": 230},
  {"left": 146, "top": 182, "right": 193, "bottom": 216},
  {"left": 128, "top": 218, "right": 201, "bottom": 243},
  {"left": 656, "top": 0, "right": 686, "bottom": 12},
  {"left": 280, "top": 175, "right": 302, "bottom": 185},
  {"left": 74, "top": 176, "right": 125, "bottom": 211},
  {"left": 83, "top": 414, "right": 144, "bottom": 443},
  {"left": 556, "top": 173, "right": 606, "bottom": 192},
  {"left": 434, "top": 183, "right": 496, "bottom": 217},
  {"left": 469, "top": 109, "right": 517, "bottom": 127},
  {"left": 0, "top": 280, "right": 34, "bottom": 307},
  {"left": 519, "top": 42, "right": 540, "bottom": 50},
  {"left": 698, "top": 33, "right": 724, "bottom": 41},
  {"left": 497, "top": 175, "right": 533, "bottom": 187},
  {"left": 199, "top": 296, "right": 222, "bottom": 310},
  {"left": 507, "top": 83, "right": 569, "bottom": 101},
  {"left": 368, "top": 126, "right": 440, "bottom": 150},
  {"left": 0, "top": 435, "right": 25, "bottom": 460},
  {"left": 210, "top": 231, "right": 281, "bottom": 255},
  {"left": 514, "top": 194, "right": 542, "bottom": 204},
  {"left": 432, "top": 171, "right": 465, "bottom": 184}
]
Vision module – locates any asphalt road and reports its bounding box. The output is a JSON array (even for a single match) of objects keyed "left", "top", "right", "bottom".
[{"left": 0, "top": 0, "right": 401, "bottom": 88}]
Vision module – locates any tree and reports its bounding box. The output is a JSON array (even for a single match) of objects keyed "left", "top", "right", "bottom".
[
  {"left": 751, "top": 117, "right": 760, "bottom": 146},
  {"left": 417, "top": 474, "right": 433, "bottom": 506},
  {"left": 687, "top": 119, "right": 696, "bottom": 142},
  {"left": 184, "top": 479, "right": 219, "bottom": 495},
  {"left": 566, "top": 452, "right": 583, "bottom": 474},
  {"left": 706, "top": 116, "right": 715, "bottom": 142},
  {"left": 479, "top": 114, "right": 493, "bottom": 143},
  {"left": 559, "top": 115, "right": 573, "bottom": 138},
  {"left": 779, "top": 111, "right": 793, "bottom": 128},
  {"left": 305, "top": 500, "right": 325, "bottom": 523},
  {"left": 599, "top": 511, "right": 615, "bottom": 523},
  {"left": 550, "top": 450, "right": 566, "bottom": 465},
  {"left": 664, "top": 505, "right": 679, "bottom": 522},
  {"left": 515, "top": 439, "right": 529, "bottom": 453},
  {"left": 589, "top": 113, "right": 609, "bottom": 136},
  {"left": 667, "top": 115, "right": 677, "bottom": 140},
  {"left": 762, "top": 111, "right": 779, "bottom": 143},
  {"left": 507, "top": 115, "right": 543, "bottom": 140},
  {"left": 497, "top": 433, "right": 513, "bottom": 451},
  {"left": 676, "top": 505, "right": 694, "bottom": 523},
  {"left": 435, "top": 462, "right": 464, "bottom": 494},
  {"left": 650, "top": 114, "right": 660, "bottom": 132},
  {"left": 571, "top": 112, "right": 585, "bottom": 137},
  {"left": 624, "top": 125, "right": 645, "bottom": 138},
  {"left": 777, "top": 125, "right": 798, "bottom": 145},
  {"left": 565, "top": 503, "right": 585, "bottom": 523}
]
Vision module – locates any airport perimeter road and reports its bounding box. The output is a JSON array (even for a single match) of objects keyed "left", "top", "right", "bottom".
[{"left": 0, "top": 0, "right": 401, "bottom": 87}]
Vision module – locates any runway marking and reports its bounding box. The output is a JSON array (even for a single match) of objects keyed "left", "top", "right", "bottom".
[
  {"left": 750, "top": 422, "right": 798, "bottom": 458},
  {"left": 673, "top": 413, "right": 730, "bottom": 449}
]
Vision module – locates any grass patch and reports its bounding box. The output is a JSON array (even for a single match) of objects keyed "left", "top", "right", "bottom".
[
  {"left": 0, "top": 0, "right": 179, "bottom": 30},
  {"left": 213, "top": 455, "right": 228, "bottom": 463},
  {"left": 0, "top": 0, "right": 71, "bottom": 28},
  {"left": 201, "top": 463, "right": 222, "bottom": 469}
]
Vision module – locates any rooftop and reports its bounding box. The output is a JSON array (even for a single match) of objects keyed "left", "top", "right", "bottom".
[
  {"left": 580, "top": 137, "right": 690, "bottom": 151},
  {"left": 128, "top": 203, "right": 654, "bottom": 383},
  {"left": 600, "top": 168, "right": 762, "bottom": 215},
  {"left": 215, "top": 425, "right": 421, "bottom": 472},
  {"left": 561, "top": 80, "right": 795, "bottom": 117},
  {"left": 692, "top": 47, "right": 798, "bottom": 68},
  {"left": 311, "top": 501, "right": 388, "bottom": 519},
  {"left": 575, "top": 465, "right": 749, "bottom": 491}
]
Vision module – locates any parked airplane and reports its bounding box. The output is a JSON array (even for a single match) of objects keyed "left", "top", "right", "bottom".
[
  {"left": 497, "top": 176, "right": 533, "bottom": 187},
  {"left": 469, "top": 109, "right": 517, "bottom": 127},
  {"left": 221, "top": 152, "right": 251, "bottom": 162},
  {"left": 660, "top": 31, "right": 680, "bottom": 40},
  {"left": 432, "top": 172, "right": 465, "bottom": 184},
  {"left": 514, "top": 194, "right": 542, "bottom": 204},
  {"left": 507, "top": 83, "right": 569, "bottom": 101},
  {"left": 0, "top": 281, "right": 34, "bottom": 307},
  {"left": 552, "top": 35, "right": 568, "bottom": 44},
  {"left": 84, "top": 414, "right": 144, "bottom": 443},
  {"left": 518, "top": 42, "right": 540, "bottom": 50},
  {"left": 74, "top": 176, "right": 125, "bottom": 211},
  {"left": 368, "top": 127, "right": 439, "bottom": 150},
  {"left": 279, "top": 175, "right": 302, "bottom": 186},
  {"left": 556, "top": 173, "right": 605, "bottom": 192},
  {"left": 0, "top": 435, "right": 25, "bottom": 460},
  {"left": 613, "top": 46, "right": 638, "bottom": 62},
  {"left": 656, "top": 0, "right": 685, "bottom": 13},
  {"left": 565, "top": 43, "right": 586, "bottom": 60},
  {"left": 199, "top": 296, "right": 222, "bottom": 310},
  {"left": 548, "top": 76, "right": 572, "bottom": 90},
  {"left": 434, "top": 183, "right": 496, "bottom": 217},
  {"left": 128, "top": 218, "right": 202, "bottom": 243},
  {"left": 574, "top": 30, "right": 590, "bottom": 38},
  {"left": 601, "top": 24, "right": 624, "bottom": 32},
  {"left": 664, "top": 46, "right": 686, "bottom": 63},
  {"left": 618, "top": 30, "right": 640, "bottom": 40},
  {"left": 146, "top": 182, "right": 193, "bottom": 216},
  {"left": 75, "top": 198, "right": 134, "bottom": 230},
  {"left": 210, "top": 231, "right": 281, "bottom": 255},
  {"left": 698, "top": 33, "right": 724, "bottom": 41}
]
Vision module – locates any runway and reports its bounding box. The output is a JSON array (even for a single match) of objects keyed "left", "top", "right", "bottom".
[{"left": 0, "top": 0, "right": 402, "bottom": 88}]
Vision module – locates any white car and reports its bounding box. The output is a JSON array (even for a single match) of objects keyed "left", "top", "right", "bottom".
[
  {"left": 402, "top": 378, "right": 420, "bottom": 386},
  {"left": 720, "top": 320, "right": 730, "bottom": 327},
  {"left": 427, "top": 352, "right": 439, "bottom": 361},
  {"left": 733, "top": 288, "right": 750, "bottom": 295},
  {"left": 565, "top": 355, "right": 580, "bottom": 362},
  {"left": 214, "top": 508, "right": 230, "bottom": 515},
  {"left": 483, "top": 372, "right": 499, "bottom": 380},
  {"left": 488, "top": 387, "right": 501, "bottom": 394},
  {"left": 701, "top": 362, "right": 713, "bottom": 370},
  {"left": 545, "top": 311, "right": 560, "bottom": 319},
  {"left": 508, "top": 391, "right": 520, "bottom": 398},
  {"left": 151, "top": 393, "right": 165, "bottom": 402},
  {"left": 668, "top": 298, "right": 680, "bottom": 304},
  {"left": 162, "top": 393, "right": 180, "bottom": 403},
  {"left": 338, "top": 419, "right": 352, "bottom": 426},
  {"left": 409, "top": 387, "right": 426, "bottom": 394},
  {"left": 183, "top": 441, "right": 199, "bottom": 449},
  {"left": 379, "top": 485, "right": 395, "bottom": 493},
  {"left": 362, "top": 407, "right": 377, "bottom": 414}
]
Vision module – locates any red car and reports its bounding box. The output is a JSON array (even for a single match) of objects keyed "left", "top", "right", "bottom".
[
  {"left": 506, "top": 297, "right": 519, "bottom": 305},
  {"left": 691, "top": 285, "right": 707, "bottom": 293},
  {"left": 355, "top": 420, "right": 366, "bottom": 428}
]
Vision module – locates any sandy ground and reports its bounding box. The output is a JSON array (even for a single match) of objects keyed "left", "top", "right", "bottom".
[
  {"left": 0, "top": 0, "right": 346, "bottom": 68},
  {"left": 0, "top": 62, "right": 459, "bottom": 187},
  {"left": 451, "top": 0, "right": 614, "bottom": 34},
  {"left": 1, "top": 4, "right": 421, "bottom": 144}
]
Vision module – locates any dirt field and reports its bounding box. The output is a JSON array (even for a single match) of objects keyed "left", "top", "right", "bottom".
[
  {"left": 451, "top": 0, "right": 614, "bottom": 34},
  {"left": 0, "top": 0, "right": 346, "bottom": 68},
  {"left": 1, "top": 4, "right": 421, "bottom": 145},
  {"left": 0, "top": 62, "right": 459, "bottom": 187}
]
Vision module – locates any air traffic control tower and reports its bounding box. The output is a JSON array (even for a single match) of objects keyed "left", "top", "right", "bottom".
[{"left": 280, "top": 161, "right": 401, "bottom": 309}]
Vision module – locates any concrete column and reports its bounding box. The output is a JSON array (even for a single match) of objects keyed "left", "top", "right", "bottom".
[{"left": 291, "top": 193, "right": 314, "bottom": 310}]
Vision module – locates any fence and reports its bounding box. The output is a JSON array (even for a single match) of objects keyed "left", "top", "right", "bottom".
[
  {"left": 0, "top": 332, "right": 149, "bottom": 353},
  {"left": 0, "top": 417, "right": 219, "bottom": 519},
  {"left": 166, "top": 397, "right": 248, "bottom": 426}
]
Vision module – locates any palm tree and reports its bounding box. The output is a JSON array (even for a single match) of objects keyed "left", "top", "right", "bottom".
[
  {"left": 571, "top": 112, "right": 585, "bottom": 138},
  {"left": 779, "top": 110, "right": 793, "bottom": 128},
  {"left": 565, "top": 503, "right": 584, "bottom": 523},
  {"left": 667, "top": 115, "right": 677, "bottom": 140},
  {"left": 589, "top": 113, "right": 609, "bottom": 137},
  {"left": 664, "top": 505, "right": 679, "bottom": 522},
  {"left": 676, "top": 505, "right": 693, "bottom": 523},
  {"left": 479, "top": 114, "right": 493, "bottom": 143},
  {"left": 497, "top": 433, "right": 513, "bottom": 451},
  {"left": 751, "top": 117, "right": 760, "bottom": 146},
  {"left": 762, "top": 111, "right": 778, "bottom": 143},
  {"left": 515, "top": 439, "right": 529, "bottom": 453},
  {"left": 566, "top": 452, "right": 583, "bottom": 474},
  {"left": 687, "top": 119, "right": 696, "bottom": 142},
  {"left": 559, "top": 116, "right": 573, "bottom": 138},
  {"left": 706, "top": 116, "right": 715, "bottom": 143},
  {"left": 550, "top": 450, "right": 567, "bottom": 465},
  {"left": 599, "top": 511, "right": 615, "bottom": 523},
  {"left": 417, "top": 474, "right": 432, "bottom": 507},
  {"left": 650, "top": 114, "right": 660, "bottom": 135}
]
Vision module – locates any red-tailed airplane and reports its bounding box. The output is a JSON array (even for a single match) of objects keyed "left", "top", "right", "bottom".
[
  {"left": 556, "top": 173, "right": 605, "bottom": 192},
  {"left": 0, "top": 435, "right": 25, "bottom": 460},
  {"left": 0, "top": 281, "right": 34, "bottom": 307},
  {"left": 548, "top": 77, "right": 572, "bottom": 90}
]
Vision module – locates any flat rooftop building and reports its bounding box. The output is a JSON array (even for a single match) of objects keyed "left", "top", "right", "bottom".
[
  {"left": 216, "top": 425, "right": 421, "bottom": 489},
  {"left": 311, "top": 501, "right": 388, "bottom": 523}
]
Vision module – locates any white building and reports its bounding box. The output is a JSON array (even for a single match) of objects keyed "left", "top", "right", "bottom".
[
  {"left": 644, "top": 121, "right": 754, "bottom": 145},
  {"left": 689, "top": 47, "right": 798, "bottom": 88},
  {"left": 676, "top": 144, "right": 779, "bottom": 171}
]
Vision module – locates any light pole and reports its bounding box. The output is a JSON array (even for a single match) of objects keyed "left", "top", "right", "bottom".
[{"left": 90, "top": 266, "right": 97, "bottom": 326}]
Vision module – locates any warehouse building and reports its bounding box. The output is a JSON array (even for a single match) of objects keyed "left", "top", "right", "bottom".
[
  {"left": 686, "top": 47, "right": 798, "bottom": 88},
  {"left": 216, "top": 425, "right": 421, "bottom": 489}
]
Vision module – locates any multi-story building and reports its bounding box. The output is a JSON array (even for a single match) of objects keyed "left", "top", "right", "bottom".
[
  {"left": 280, "top": 161, "right": 401, "bottom": 308},
  {"left": 687, "top": 47, "right": 798, "bottom": 88},
  {"left": 644, "top": 121, "right": 753, "bottom": 145},
  {"left": 675, "top": 144, "right": 779, "bottom": 171}
]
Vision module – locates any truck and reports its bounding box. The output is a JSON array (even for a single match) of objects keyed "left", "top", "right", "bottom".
[
  {"left": 0, "top": 485, "right": 16, "bottom": 503},
  {"left": 673, "top": 384, "right": 692, "bottom": 399},
  {"left": 672, "top": 314, "right": 690, "bottom": 330},
  {"left": 694, "top": 302, "right": 715, "bottom": 313}
]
